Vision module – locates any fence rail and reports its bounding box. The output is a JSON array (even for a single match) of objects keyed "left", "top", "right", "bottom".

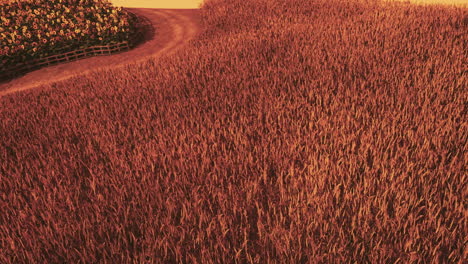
[{"left": 0, "top": 10, "right": 152, "bottom": 81}]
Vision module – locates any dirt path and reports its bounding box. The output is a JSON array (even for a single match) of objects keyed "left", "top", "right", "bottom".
[{"left": 0, "top": 8, "right": 201, "bottom": 97}]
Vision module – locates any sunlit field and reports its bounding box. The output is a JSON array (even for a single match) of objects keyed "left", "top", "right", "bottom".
[
  {"left": 1, "top": 0, "right": 467, "bottom": 262},
  {"left": 110, "top": 0, "right": 204, "bottom": 9},
  {"left": 406, "top": 0, "right": 467, "bottom": 5},
  {"left": 412, "top": 0, "right": 468, "bottom": 5}
]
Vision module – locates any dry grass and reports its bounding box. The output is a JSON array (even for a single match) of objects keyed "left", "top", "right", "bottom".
[{"left": 0, "top": 0, "right": 467, "bottom": 262}]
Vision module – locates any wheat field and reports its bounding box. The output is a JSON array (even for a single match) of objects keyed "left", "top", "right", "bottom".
[{"left": 0, "top": 0, "right": 467, "bottom": 262}]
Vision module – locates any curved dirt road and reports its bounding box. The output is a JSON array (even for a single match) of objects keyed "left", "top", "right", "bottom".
[{"left": 0, "top": 8, "right": 200, "bottom": 97}]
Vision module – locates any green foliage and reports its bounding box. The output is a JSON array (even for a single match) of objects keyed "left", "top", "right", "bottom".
[{"left": 0, "top": 0, "right": 137, "bottom": 67}]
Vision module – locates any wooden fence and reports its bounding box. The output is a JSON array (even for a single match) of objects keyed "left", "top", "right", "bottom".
[{"left": 0, "top": 10, "right": 153, "bottom": 81}]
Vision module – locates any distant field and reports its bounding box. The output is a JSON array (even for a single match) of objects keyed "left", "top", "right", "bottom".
[
  {"left": 110, "top": 0, "right": 204, "bottom": 9},
  {"left": 1, "top": 0, "right": 466, "bottom": 263},
  {"left": 407, "top": 0, "right": 467, "bottom": 4}
]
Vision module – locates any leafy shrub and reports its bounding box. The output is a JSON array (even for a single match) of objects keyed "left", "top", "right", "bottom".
[{"left": 0, "top": 0, "right": 138, "bottom": 67}]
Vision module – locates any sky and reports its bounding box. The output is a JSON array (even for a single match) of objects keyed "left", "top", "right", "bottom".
[
  {"left": 108, "top": 0, "right": 466, "bottom": 9},
  {"left": 109, "top": 0, "right": 204, "bottom": 9}
]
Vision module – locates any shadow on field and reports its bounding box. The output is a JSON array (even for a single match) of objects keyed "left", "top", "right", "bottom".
[{"left": 131, "top": 11, "right": 156, "bottom": 47}]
